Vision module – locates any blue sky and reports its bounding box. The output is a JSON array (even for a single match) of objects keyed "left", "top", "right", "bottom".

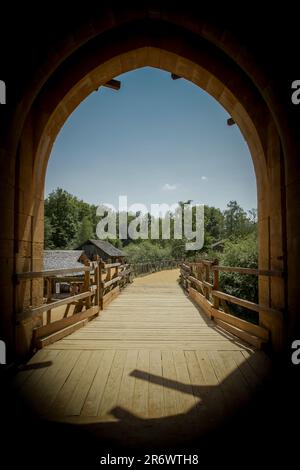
[{"left": 46, "top": 67, "right": 256, "bottom": 213}]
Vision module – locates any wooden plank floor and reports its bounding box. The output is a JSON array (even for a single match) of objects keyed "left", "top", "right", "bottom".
[{"left": 14, "top": 269, "right": 272, "bottom": 437}]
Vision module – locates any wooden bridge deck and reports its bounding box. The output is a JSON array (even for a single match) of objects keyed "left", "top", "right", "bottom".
[{"left": 14, "top": 269, "right": 272, "bottom": 445}]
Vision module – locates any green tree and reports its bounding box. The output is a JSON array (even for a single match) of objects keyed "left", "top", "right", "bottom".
[
  {"left": 123, "top": 240, "right": 172, "bottom": 263},
  {"left": 218, "top": 231, "right": 258, "bottom": 323},
  {"left": 223, "top": 200, "right": 253, "bottom": 239},
  {"left": 45, "top": 188, "right": 79, "bottom": 248},
  {"left": 44, "top": 216, "right": 54, "bottom": 249},
  {"left": 75, "top": 216, "right": 94, "bottom": 246},
  {"left": 204, "top": 206, "right": 224, "bottom": 241}
]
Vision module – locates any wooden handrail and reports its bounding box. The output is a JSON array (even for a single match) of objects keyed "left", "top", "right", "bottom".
[
  {"left": 16, "top": 258, "right": 134, "bottom": 350},
  {"left": 211, "top": 289, "right": 282, "bottom": 316},
  {"left": 188, "top": 275, "right": 213, "bottom": 290},
  {"left": 103, "top": 262, "right": 121, "bottom": 269},
  {"left": 16, "top": 265, "right": 92, "bottom": 280},
  {"left": 101, "top": 276, "right": 121, "bottom": 289},
  {"left": 187, "top": 260, "right": 216, "bottom": 266},
  {"left": 211, "top": 265, "right": 284, "bottom": 277},
  {"left": 16, "top": 291, "right": 92, "bottom": 322},
  {"left": 119, "top": 268, "right": 132, "bottom": 277},
  {"left": 180, "top": 257, "right": 284, "bottom": 349},
  {"left": 181, "top": 263, "right": 191, "bottom": 272},
  {"left": 186, "top": 261, "right": 283, "bottom": 277}
]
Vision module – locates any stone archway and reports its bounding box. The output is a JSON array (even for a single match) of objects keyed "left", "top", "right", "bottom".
[{"left": 1, "top": 12, "right": 294, "bottom": 358}]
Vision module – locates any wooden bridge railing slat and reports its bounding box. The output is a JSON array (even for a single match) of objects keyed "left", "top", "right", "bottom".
[
  {"left": 188, "top": 275, "right": 213, "bottom": 291},
  {"left": 16, "top": 265, "right": 92, "bottom": 280},
  {"left": 180, "top": 258, "right": 284, "bottom": 349},
  {"left": 15, "top": 259, "right": 134, "bottom": 349},
  {"left": 212, "top": 289, "right": 282, "bottom": 316},
  {"left": 211, "top": 265, "right": 284, "bottom": 277},
  {"left": 16, "top": 291, "right": 92, "bottom": 322},
  {"left": 103, "top": 262, "right": 121, "bottom": 269},
  {"left": 101, "top": 276, "right": 121, "bottom": 289}
]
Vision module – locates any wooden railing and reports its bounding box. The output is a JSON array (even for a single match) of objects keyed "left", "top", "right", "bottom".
[
  {"left": 15, "top": 260, "right": 133, "bottom": 349},
  {"left": 180, "top": 259, "right": 284, "bottom": 349},
  {"left": 132, "top": 259, "right": 181, "bottom": 276}
]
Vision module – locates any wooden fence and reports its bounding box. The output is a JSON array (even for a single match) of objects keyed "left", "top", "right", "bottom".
[
  {"left": 180, "top": 259, "right": 284, "bottom": 349},
  {"left": 132, "top": 259, "right": 181, "bottom": 276},
  {"left": 15, "top": 260, "right": 133, "bottom": 350}
]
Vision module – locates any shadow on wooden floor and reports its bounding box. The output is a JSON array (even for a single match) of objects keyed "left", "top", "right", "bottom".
[{"left": 1, "top": 356, "right": 299, "bottom": 466}]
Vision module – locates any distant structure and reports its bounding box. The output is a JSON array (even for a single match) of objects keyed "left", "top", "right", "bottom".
[
  {"left": 43, "top": 250, "right": 88, "bottom": 271},
  {"left": 43, "top": 250, "right": 89, "bottom": 295},
  {"left": 76, "top": 239, "right": 125, "bottom": 263}
]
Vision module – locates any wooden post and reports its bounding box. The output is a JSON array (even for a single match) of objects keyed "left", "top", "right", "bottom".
[
  {"left": 115, "top": 262, "right": 119, "bottom": 290},
  {"left": 94, "top": 261, "right": 100, "bottom": 309},
  {"left": 205, "top": 264, "right": 210, "bottom": 300},
  {"left": 46, "top": 277, "right": 52, "bottom": 324},
  {"left": 213, "top": 262, "right": 220, "bottom": 310},
  {"left": 99, "top": 259, "right": 104, "bottom": 310},
  {"left": 83, "top": 263, "right": 91, "bottom": 309},
  {"left": 196, "top": 264, "right": 202, "bottom": 294}
]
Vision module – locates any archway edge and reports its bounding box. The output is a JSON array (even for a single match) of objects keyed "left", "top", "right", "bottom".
[
  {"left": 35, "top": 46, "right": 267, "bottom": 192},
  {"left": 13, "top": 21, "right": 286, "bottom": 356}
]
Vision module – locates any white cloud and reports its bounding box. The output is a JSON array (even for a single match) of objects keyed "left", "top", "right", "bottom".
[
  {"left": 201, "top": 176, "right": 208, "bottom": 181},
  {"left": 162, "top": 183, "right": 177, "bottom": 191}
]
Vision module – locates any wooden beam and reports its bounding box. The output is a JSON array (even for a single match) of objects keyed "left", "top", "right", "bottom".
[
  {"left": 188, "top": 275, "right": 213, "bottom": 290},
  {"left": 214, "top": 318, "right": 266, "bottom": 349},
  {"left": 189, "top": 260, "right": 215, "bottom": 266},
  {"left": 213, "top": 262, "right": 220, "bottom": 309},
  {"left": 189, "top": 287, "right": 269, "bottom": 348},
  {"left": 99, "top": 260, "right": 104, "bottom": 310},
  {"left": 102, "top": 276, "right": 121, "bottom": 289},
  {"left": 83, "top": 268, "right": 91, "bottom": 309},
  {"left": 212, "top": 289, "right": 282, "bottom": 316},
  {"left": 210, "top": 308, "right": 269, "bottom": 340},
  {"left": 119, "top": 268, "right": 132, "bottom": 278},
  {"left": 35, "top": 319, "right": 89, "bottom": 349},
  {"left": 102, "top": 286, "right": 120, "bottom": 306},
  {"left": 103, "top": 79, "right": 121, "bottom": 90},
  {"left": 33, "top": 306, "right": 99, "bottom": 340},
  {"left": 46, "top": 278, "right": 52, "bottom": 325},
  {"left": 227, "top": 117, "right": 236, "bottom": 126},
  {"left": 189, "top": 287, "right": 213, "bottom": 318},
  {"left": 16, "top": 291, "right": 92, "bottom": 322},
  {"left": 204, "top": 264, "right": 210, "bottom": 300},
  {"left": 49, "top": 276, "right": 84, "bottom": 283},
  {"left": 16, "top": 265, "right": 92, "bottom": 280},
  {"left": 212, "top": 265, "right": 284, "bottom": 277},
  {"left": 181, "top": 263, "right": 191, "bottom": 272},
  {"left": 104, "top": 262, "right": 121, "bottom": 268}
]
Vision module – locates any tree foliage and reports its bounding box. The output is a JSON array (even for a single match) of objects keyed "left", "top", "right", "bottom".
[
  {"left": 75, "top": 216, "right": 95, "bottom": 247},
  {"left": 217, "top": 232, "right": 258, "bottom": 323},
  {"left": 44, "top": 188, "right": 98, "bottom": 249},
  {"left": 44, "top": 189, "right": 258, "bottom": 321},
  {"left": 123, "top": 240, "right": 172, "bottom": 263},
  {"left": 44, "top": 190, "right": 258, "bottom": 276}
]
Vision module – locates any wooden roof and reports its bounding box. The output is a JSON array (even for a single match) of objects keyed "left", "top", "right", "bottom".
[
  {"left": 44, "top": 250, "right": 85, "bottom": 271},
  {"left": 77, "top": 239, "right": 124, "bottom": 257}
]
